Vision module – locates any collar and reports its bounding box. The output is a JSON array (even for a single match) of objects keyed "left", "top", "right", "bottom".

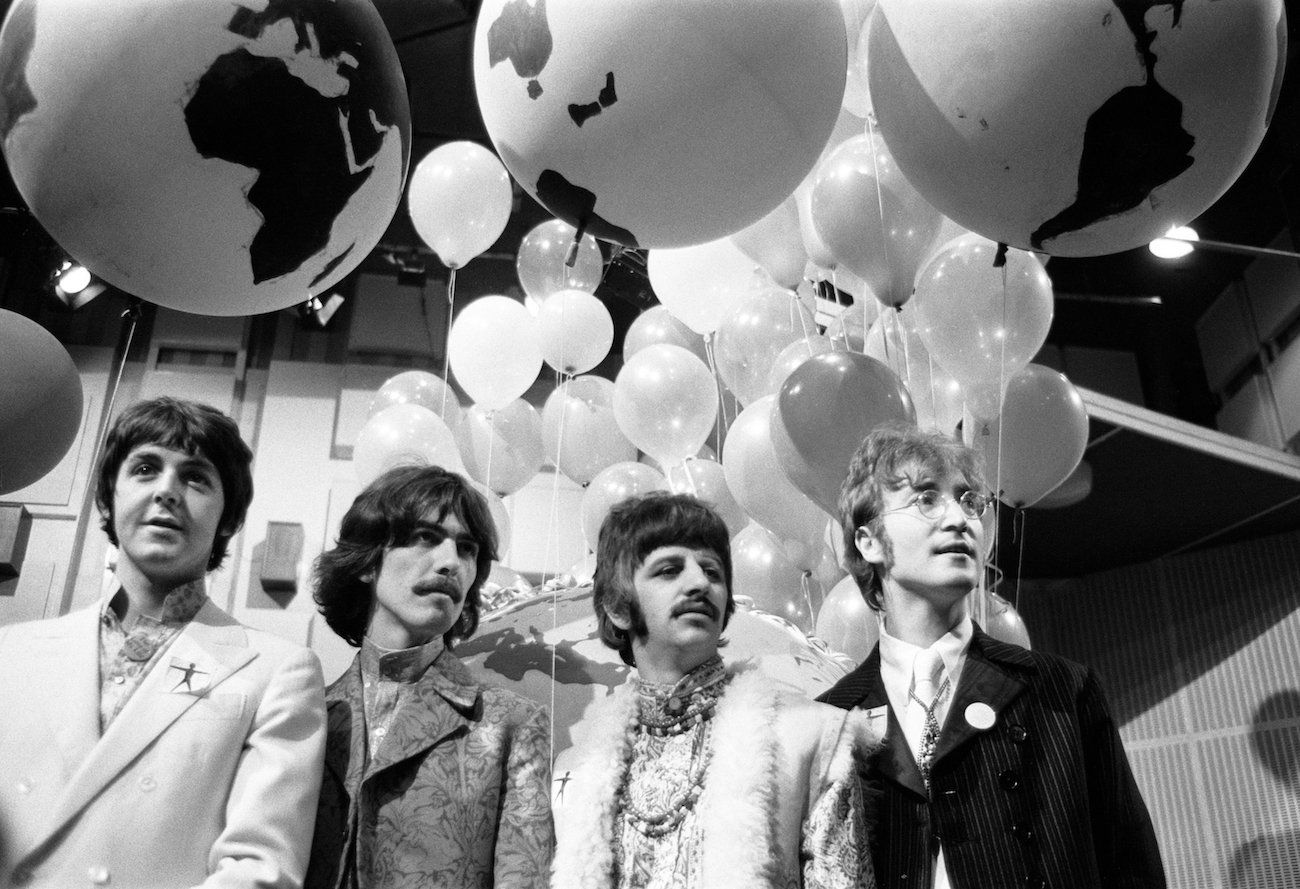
[
  {"left": 359, "top": 634, "right": 446, "bottom": 684},
  {"left": 879, "top": 615, "right": 973, "bottom": 697},
  {"left": 634, "top": 654, "right": 728, "bottom": 733},
  {"left": 102, "top": 578, "right": 208, "bottom": 629}
]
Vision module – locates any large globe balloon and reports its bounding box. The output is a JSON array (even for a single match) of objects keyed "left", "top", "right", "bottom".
[
  {"left": 473, "top": 0, "right": 846, "bottom": 248},
  {"left": 866, "top": 0, "right": 1286, "bottom": 256},
  {"left": 0, "top": 310, "right": 83, "bottom": 495},
  {"left": 458, "top": 582, "right": 852, "bottom": 756},
  {"left": 0, "top": 0, "right": 410, "bottom": 315}
]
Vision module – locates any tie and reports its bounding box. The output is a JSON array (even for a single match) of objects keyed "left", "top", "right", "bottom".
[{"left": 910, "top": 648, "right": 948, "bottom": 794}]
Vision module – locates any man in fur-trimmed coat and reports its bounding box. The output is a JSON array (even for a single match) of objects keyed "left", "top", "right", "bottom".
[{"left": 551, "top": 493, "right": 881, "bottom": 889}]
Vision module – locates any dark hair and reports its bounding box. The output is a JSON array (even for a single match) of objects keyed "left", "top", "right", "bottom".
[
  {"left": 95, "top": 397, "right": 254, "bottom": 572},
  {"left": 839, "top": 424, "right": 985, "bottom": 610},
  {"left": 592, "top": 491, "right": 735, "bottom": 666},
  {"left": 313, "top": 464, "right": 498, "bottom": 648}
]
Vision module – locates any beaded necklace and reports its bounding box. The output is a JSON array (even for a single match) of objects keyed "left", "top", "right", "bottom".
[{"left": 614, "top": 656, "right": 728, "bottom": 855}]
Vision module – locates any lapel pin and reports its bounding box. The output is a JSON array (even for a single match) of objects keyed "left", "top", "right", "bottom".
[
  {"left": 168, "top": 657, "right": 211, "bottom": 693},
  {"left": 965, "top": 701, "right": 996, "bottom": 731}
]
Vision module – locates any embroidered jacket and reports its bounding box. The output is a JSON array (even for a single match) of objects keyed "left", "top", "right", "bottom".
[
  {"left": 306, "top": 650, "right": 554, "bottom": 889},
  {"left": 551, "top": 663, "right": 882, "bottom": 889}
]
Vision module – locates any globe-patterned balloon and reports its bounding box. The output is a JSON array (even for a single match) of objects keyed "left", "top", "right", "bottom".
[
  {"left": 458, "top": 582, "right": 852, "bottom": 757},
  {"left": 473, "top": 0, "right": 846, "bottom": 248},
  {"left": 867, "top": 0, "right": 1286, "bottom": 257},
  {"left": 0, "top": 0, "right": 409, "bottom": 315}
]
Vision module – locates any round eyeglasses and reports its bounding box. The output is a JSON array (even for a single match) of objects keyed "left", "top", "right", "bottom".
[{"left": 883, "top": 489, "right": 991, "bottom": 521}]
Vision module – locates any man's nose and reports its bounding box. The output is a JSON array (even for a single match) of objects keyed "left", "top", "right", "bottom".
[
  {"left": 680, "top": 559, "right": 711, "bottom": 592},
  {"left": 427, "top": 537, "right": 462, "bottom": 574},
  {"left": 152, "top": 470, "right": 182, "bottom": 505},
  {"left": 938, "top": 496, "right": 970, "bottom": 528}
]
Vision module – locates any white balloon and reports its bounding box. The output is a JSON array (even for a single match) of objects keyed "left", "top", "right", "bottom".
[
  {"left": 448, "top": 296, "right": 543, "bottom": 410},
  {"left": 354, "top": 404, "right": 464, "bottom": 487},
  {"left": 647, "top": 238, "right": 761, "bottom": 335},
  {"left": 535, "top": 289, "right": 614, "bottom": 374}
]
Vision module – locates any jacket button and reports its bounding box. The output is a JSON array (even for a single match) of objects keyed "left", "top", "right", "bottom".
[
  {"left": 999, "top": 769, "right": 1021, "bottom": 791},
  {"left": 88, "top": 864, "right": 111, "bottom": 884},
  {"left": 139, "top": 776, "right": 157, "bottom": 792},
  {"left": 1025, "top": 878, "right": 1046, "bottom": 889},
  {"left": 15, "top": 778, "right": 32, "bottom": 794},
  {"left": 1008, "top": 723, "right": 1028, "bottom": 743}
]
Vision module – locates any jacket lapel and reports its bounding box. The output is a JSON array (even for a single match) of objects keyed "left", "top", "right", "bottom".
[
  {"left": 820, "top": 649, "right": 928, "bottom": 799},
  {"left": 46, "top": 601, "right": 255, "bottom": 837},
  {"left": 34, "top": 606, "right": 102, "bottom": 774},
  {"left": 323, "top": 658, "right": 367, "bottom": 798},
  {"left": 934, "top": 626, "right": 1031, "bottom": 764}
]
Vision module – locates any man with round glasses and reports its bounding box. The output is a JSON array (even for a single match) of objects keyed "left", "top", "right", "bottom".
[{"left": 818, "top": 424, "right": 1165, "bottom": 889}]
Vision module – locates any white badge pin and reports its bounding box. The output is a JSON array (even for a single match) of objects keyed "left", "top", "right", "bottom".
[{"left": 965, "top": 702, "right": 997, "bottom": 731}]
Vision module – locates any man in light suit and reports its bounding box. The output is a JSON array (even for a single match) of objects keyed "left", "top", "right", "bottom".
[
  {"left": 0, "top": 397, "right": 327, "bottom": 889},
  {"left": 817, "top": 425, "right": 1165, "bottom": 889}
]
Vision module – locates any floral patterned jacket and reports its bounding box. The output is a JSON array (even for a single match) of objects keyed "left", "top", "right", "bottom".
[{"left": 306, "top": 650, "right": 554, "bottom": 889}]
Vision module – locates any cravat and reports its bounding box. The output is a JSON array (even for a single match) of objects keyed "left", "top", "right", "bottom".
[{"left": 909, "top": 647, "right": 948, "bottom": 794}]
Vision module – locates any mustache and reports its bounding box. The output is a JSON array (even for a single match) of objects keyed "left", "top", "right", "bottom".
[
  {"left": 413, "top": 578, "right": 461, "bottom": 599},
  {"left": 671, "top": 596, "right": 720, "bottom": 621}
]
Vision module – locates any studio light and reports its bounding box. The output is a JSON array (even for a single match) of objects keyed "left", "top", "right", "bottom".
[
  {"left": 298, "top": 293, "right": 346, "bottom": 329},
  {"left": 50, "top": 259, "right": 107, "bottom": 309},
  {"left": 1149, "top": 226, "right": 1199, "bottom": 259}
]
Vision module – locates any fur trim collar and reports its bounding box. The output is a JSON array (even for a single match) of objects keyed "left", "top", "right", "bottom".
[{"left": 551, "top": 666, "right": 789, "bottom": 889}]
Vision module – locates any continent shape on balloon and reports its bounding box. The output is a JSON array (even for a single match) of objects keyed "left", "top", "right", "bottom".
[
  {"left": 866, "top": 0, "right": 1286, "bottom": 256},
  {"left": 0, "top": 0, "right": 410, "bottom": 315},
  {"left": 473, "top": 0, "right": 847, "bottom": 248}
]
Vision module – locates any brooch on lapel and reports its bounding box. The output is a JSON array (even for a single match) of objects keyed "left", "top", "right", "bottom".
[{"left": 168, "top": 657, "right": 211, "bottom": 694}]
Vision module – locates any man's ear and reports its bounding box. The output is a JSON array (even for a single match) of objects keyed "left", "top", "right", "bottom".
[
  {"left": 855, "top": 525, "right": 887, "bottom": 568},
  {"left": 605, "top": 603, "right": 632, "bottom": 632}
]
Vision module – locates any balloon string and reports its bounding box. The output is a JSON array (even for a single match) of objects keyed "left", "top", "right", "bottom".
[
  {"left": 545, "top": 376, "right": 574, "bottom": 767},
  {"left": 703, "top": 335, "right": 727, "bottom": 448},
  {"left": 485, "top": 408, "right": 496, "bottom": 500},
  {"left": 542, "top": 370, "right": 573, "bottom": 588},
  {"left": 995, "top": 261, "right": 1008, "bottom": 511},
  {"left": 96, "top": 299, "right": 143, "bottom": 459},
  {"left": 800, "top": 570, "right": 816, "bottom": 630},
  {"left": 441, "top": 268, "right": 457, "bottom": 419},
  {"left": 865, "top": 115, "right": 892, "bottom": 307},
  {"left": 1013, "top": 507, "right": 1027, "bottom": 609},
  {"left": 896, "top": 309, "right": 913, "bottom": 390},
  {"left": 679, "top": 458, "right": 700, "bottom": 497},
  {"left": 792, "top": 289, "right": 812, "bottom": 341}
]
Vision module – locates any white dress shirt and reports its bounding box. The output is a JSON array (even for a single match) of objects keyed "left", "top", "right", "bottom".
[{"left": 878, "top": 615, "right": 974, "bottom": 889}]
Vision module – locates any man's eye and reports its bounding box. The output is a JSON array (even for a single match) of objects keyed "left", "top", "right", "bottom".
[
  {"left": 409, "top": 529, "right": 438, "bottom": 546},
  {"left": 186, "top": 473, "right": 212, "bottom": 487},
  {"left": 132, "top": 463, "right": 155, "bottom": 476},
  {"left": 457, "top": 541, "right": 479, "bottom": 557},
  {"left": 915, "top": 490, "right": 941, "bottom": 507}
]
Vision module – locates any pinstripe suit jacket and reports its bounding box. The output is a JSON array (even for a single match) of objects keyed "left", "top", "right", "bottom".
[{"left": 817, "top": 626, "right": 1165, "bottom": 889}]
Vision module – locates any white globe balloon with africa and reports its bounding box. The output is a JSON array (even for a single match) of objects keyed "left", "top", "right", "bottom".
[{"left": 0, "top": 0, "right": 410, "bottom": 315}]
